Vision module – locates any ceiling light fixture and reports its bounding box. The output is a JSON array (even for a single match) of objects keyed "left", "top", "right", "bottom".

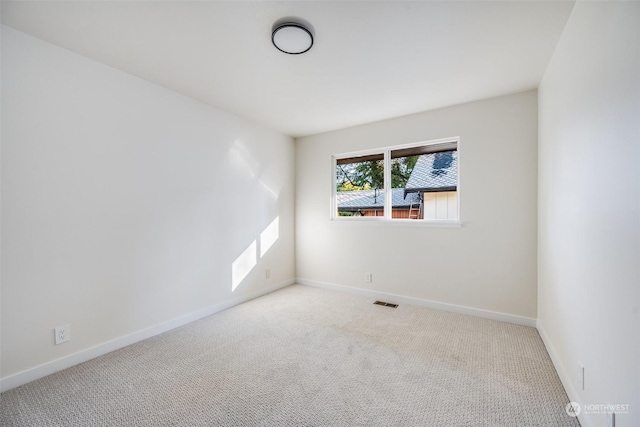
[{"left": 272, "top": 22, "right": 313, "bottom": 55}]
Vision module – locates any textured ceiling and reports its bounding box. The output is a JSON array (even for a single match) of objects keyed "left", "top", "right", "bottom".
[{"left": 1, "top": 1, "right": 575, "bottom": 137}]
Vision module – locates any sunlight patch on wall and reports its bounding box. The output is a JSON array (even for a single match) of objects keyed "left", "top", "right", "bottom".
[
  {"left": 231, "top": 216, "right": 281, "bottom": 292},
  {"left": 228, "top": 139, "right": 259, "bottom": 179},
  {"left": 260, "top": 216, "right": 279, "bottom": 258},
  {"left": 232, "top": 241, "right": 257, "bottom": 291},
  {"left": 259, "top": 179, "right": 279, "bottom": 200}
]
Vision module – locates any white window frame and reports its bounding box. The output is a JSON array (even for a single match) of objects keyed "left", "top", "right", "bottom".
[{"left": 331, "top": 136, "right": 461, "bottom": 226}]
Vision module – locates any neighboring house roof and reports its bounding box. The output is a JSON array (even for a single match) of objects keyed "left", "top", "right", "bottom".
[
  {"left": 405, "top": 150, "right": 457, "bottom": 194},
  {"left": 337, "top": 188, "right": 421, "bottom": 211},
  {"left": 336, "top": 150, "right": 457, "bottom": 211}
]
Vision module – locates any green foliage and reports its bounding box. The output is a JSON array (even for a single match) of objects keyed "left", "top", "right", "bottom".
[
  {"left": 338, "top": 211, "right": 362, "bottom": 217},
  {"left": 391, "top": 155, "right": 417, "bottom": 188},
  {"left": 336, "top": 160, "right": 383, "bottom": 191},
  {"left": 336, "top": 156, "right": 417, "bottom": 191}
]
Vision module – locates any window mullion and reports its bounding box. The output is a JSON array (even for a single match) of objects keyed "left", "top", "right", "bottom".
[{"left": 384, "top": 149, "right": 392, "bottom": 219}]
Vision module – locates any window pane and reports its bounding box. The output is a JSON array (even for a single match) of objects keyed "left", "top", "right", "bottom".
[
  {"left": 336, "top": 155, "right": 384, "bottom": 217},
  {"left": 390, "top": 149, "right": 457, "bottom": 220}
]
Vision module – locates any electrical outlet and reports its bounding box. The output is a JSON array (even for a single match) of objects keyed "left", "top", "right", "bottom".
[
  {"left": 265, "top": 269, "right": 271, "bottom": 279},
  {"left": 365, "top": 273, "right": 372, "bottom": 283},
  {"left": 606, "top": 412, "right": 615, "bottom": 427},
  {"left": 54, "top": 324, "right": 71, "bottom": 345}
]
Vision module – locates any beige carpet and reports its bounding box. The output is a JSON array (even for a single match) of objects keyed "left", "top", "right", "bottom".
[{"left": 0, "top": 284, "right": 579, "bottom": 426}]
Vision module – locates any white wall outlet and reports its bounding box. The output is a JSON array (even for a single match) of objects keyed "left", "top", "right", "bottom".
[
  {"left": 54, "top": 324, "right": 71, "bottom": 345},
  {"left": 578, "top": 360, "right": 585, "bottom": 390},
  {"left": 606, "top": 412, "right": 615, "bottom": 427},
  {"left": 365, "top": 273, "right": 372, "bottom": 283},
  {"left": 265, "top": 269, "right": 271, "bottom": 279}
]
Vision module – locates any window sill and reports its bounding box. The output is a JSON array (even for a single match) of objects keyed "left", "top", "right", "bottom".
[{"left": 330, "top": 218, "right": 462, "bottom": 228}]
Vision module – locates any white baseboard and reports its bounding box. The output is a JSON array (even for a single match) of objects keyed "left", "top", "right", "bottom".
[
  {"left": 296, "top": 278, "right": 537, "bottom": 327},
  {"left": 536, "top": 319, "right": 591, "bottom": 427},
  {"left": 0, "top": 279, "right": 295, "bottom": 393}
]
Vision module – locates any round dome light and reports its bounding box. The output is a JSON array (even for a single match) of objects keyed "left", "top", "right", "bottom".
[{"left": 272, "top": 23, "right": 313, "bottom": 55}]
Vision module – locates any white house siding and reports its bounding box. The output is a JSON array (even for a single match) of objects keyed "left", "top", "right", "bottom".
[{"left": 423, "top": 191, "right": 457, "bottom": 220}]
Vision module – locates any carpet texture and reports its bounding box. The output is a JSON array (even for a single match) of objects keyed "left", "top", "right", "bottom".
[{"left": 0, "top": 285, "right": 579, "bottom": 426}]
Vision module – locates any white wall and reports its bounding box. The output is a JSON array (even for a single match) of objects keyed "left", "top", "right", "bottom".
[
  {"left": 1, "top": 26, "right": 295, "bottom": 385},
  {"left": 538, "top": 2, "right": 640, "bottom": 427},
  {"left": 296, "top": 91, "right": 538, "bottom": 321}
]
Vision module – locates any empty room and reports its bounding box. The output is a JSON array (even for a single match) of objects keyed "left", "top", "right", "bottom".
[{"left": 1, "top": 1, "right": 638, "bottom": 426}]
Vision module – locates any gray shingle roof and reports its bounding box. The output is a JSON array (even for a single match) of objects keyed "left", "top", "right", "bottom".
[
  {"left": 405, "top": 150, "right": 457, "bottom": 192},
  {"left": 336, "top": 150, "right": 457, "bottom": 211},
  {"left": 337, "top": 188, "right": 421, "bottom": 211}
]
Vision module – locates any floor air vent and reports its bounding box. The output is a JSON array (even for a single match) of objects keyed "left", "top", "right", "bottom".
[{"left": 373, "top": 301, "right": 398, "bottom": 308}]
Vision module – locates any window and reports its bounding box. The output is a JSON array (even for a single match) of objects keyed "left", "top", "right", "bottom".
[
  {"left": 333, "top": 138, "right": 459, "bottom": 222},
  {"left": 335, "top": 153, "right": 385, "bottom": 217}
]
